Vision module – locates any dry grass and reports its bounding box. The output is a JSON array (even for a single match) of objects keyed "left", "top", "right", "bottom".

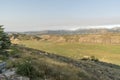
[{"left": 17, "top": 40, "right": 120, "bottom": 65}]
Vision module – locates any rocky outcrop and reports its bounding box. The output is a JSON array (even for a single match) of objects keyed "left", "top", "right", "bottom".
[{"left": 0, "top": 74, "right": 29, "bottom": 80}]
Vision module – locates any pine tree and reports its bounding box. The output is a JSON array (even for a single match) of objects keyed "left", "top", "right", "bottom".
[{"left": 0, "top": 25, "right": 11, "bottom": 56}]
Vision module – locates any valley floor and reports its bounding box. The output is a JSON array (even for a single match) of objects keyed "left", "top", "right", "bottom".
[{"left": 19, "top": 40, "right": 120, "bottom": 65}]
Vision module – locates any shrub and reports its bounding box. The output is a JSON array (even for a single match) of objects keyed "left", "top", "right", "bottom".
[
  {"left": 16, "top": 58, "right": 38, "bottom": 80},
  {"left": 81, "top": 56, "right": 99, "bottom": 62},
  {"left": 90, "top": 56, "right": 99, "bottom": 62}
]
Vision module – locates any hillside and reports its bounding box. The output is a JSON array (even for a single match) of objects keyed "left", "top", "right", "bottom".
[
  {"left": 39, "top": 34, "right": 120, "bottom": 44},
  {"left": 9, "top": 45, "right": 120, "bottom": 80},
  {"left": 9, "top": 33, "right": 120, "bottom": 44},
  {"left": 9, "top": 27, "right": 120, "bottom": 45}
]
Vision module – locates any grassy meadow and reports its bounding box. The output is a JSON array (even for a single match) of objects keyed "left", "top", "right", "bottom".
[{"left": 19, "top": 40, "right": 120, "bottom": 65}]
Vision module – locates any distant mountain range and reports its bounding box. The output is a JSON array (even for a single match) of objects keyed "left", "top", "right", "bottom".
[
  {"left": 8, "top": 27, "right": 120, "bottom": 35},
  {"left": 22, "top": 27, "right": 120, "bottom": 35}
]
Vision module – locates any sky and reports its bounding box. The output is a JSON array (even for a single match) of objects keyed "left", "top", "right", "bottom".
[{"left": 0, "top": 0, "right": 120, "bottom": 32}]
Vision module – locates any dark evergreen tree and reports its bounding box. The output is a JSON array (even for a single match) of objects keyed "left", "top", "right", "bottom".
[{"left": 0, "top": 25, "right": 11, "bottom": 56}]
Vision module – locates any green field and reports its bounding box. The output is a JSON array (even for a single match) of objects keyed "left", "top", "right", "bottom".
[{"left": 19, "top": 40, "right": 120, "bottom": 65}]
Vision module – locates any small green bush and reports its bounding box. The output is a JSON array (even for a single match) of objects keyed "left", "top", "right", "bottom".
[{"left": 16, "top": 58, "right": 38, "bottom": 79}]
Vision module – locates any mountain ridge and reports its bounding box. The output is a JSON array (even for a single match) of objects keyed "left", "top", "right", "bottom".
[{"left": 21, "top": 26, "right": 120, "bottom": 35}]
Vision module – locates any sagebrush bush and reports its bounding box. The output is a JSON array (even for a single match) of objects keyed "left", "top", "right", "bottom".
[{"left": 16, "top": 58, "right": 39, "bottom": 80}]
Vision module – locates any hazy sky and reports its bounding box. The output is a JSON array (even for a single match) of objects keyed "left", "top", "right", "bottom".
[{"left": 0, "top": 0, "right": 120, "bottom": 32}]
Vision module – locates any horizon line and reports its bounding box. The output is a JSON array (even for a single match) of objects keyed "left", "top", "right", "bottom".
[{"left": 4, "top": 24, "right": 120, "bottom": 32}]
